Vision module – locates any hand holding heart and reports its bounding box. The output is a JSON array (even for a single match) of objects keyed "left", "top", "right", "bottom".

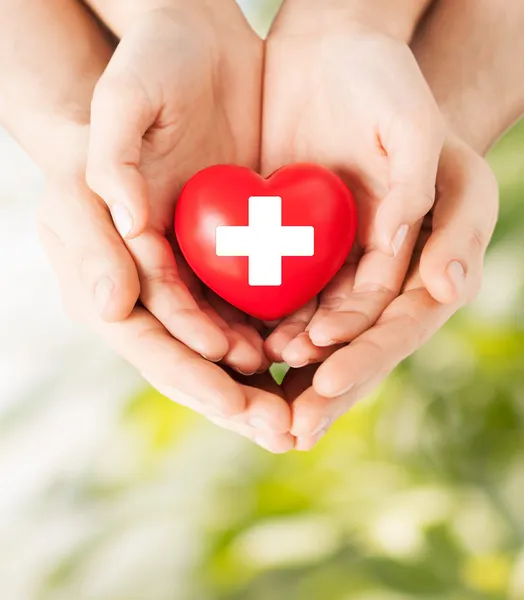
[
  {"left": 87, "top": 4, "right": 270, "bottom": 376},
  {"left": 76, "top": 1, "right": 497, "bottom": 451}
]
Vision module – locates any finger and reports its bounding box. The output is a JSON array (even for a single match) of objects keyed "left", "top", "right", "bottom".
[
  {"left": 95, "top": 308, "right": 246, "bottom": 417},
  {"left": 297, "top": 221, "right": 419, "bottom": 364},
  {"left": 127, "top": 231, "right": 229, "bottom": 362},
  {"left": 289, "top": 372, "right": 385, "bottom": 450},
  {"left": 38, "top": 179, "right": 140, "bottom": 322},
  {"left": 148, "top": 372, "right": 294, "bottom": 453},
  {"left": 236, "top": 372, "right": 292, "bottom": 435},
  {"left": 208, "top": 415, "right": 295, "bottom": 454},
  {"left": 206, "top": 293, "right": 270, "bottom": 375},
  {"left": 87, "top": 64, "right": 153, "bottom": 239},
  {"left": 288, "top": 287, "right": 456, "bottom": 444},
  {"left": 314, "top": 287, "right": 453, "bottom": 399},
  {"left": 234, "top": 323, "right": 272, "bottom": 374},
  {"left": 376, "top": 110, "right": 445, "bottom": 256},
  {"left": 283, "top": 365, "right": 332, "bottom": 448},
  {"left": 210, "top": 373, "right": 294, "bottom": 453},
  {"left": 420, "top": 147, "right": 499, "bottom": 304},
  {"left": 282, "top": 365, "right": 330, "bottom": 451},
  {"left": 264, "top": 298, "right": 317, "bottom": 363},
  {"left": 40, "top": 220, "right": 246, "bottom": 417},
  {"left": 282, "top": 363, "right": 318, "bottom": 401},
  {"left": 282, "top": 333, "right": 340, "bottom": 368}
]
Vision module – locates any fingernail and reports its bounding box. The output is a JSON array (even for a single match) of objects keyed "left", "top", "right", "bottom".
[
  {"left": 111, "top": 203, "right": 133, "bottom": 238},
  {"left": 291, "top": 361, "right": 310, "bottom": 369},
  {"left": 235, "top": 367, "right": 256, "bottom": 376},
  {"left": 201, "top": 354, "right": 225, "bottom": 364},
  {"left": 248, "top": 416, "right": 272, "bottom": 432},
  {"left": 94, "top": 277, "right": 114, "bottom": 314},
  {"left": 309, "top": 331, "right": 335, "bottom": 347},
  {"left": 448, "top": 261, "right": 466, "bottom": 296},
  {"left": 391, "top": 224, "right": 409, "bottom": 256}
]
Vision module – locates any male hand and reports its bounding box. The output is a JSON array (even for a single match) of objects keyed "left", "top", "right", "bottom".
[
  {"left": 30, "top": 0, "right": 295, "bottom": 453},
  {"left": 283, "top": 138, "right": 498, "bottom": 450},
  {"left": 38, "top": 155, "right": 295, "bottom": 453}
]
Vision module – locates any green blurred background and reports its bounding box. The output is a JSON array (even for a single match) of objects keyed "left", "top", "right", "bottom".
[{"left": 1, "top": 1, "right": 524, "bottom": 599}]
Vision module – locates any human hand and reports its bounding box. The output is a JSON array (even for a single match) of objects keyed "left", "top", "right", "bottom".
[
  {"left": 282, "top": 137, "right": 499, "bottom": 450},
  {"left": 38, "top": 153, "right": 294, "bottom": 454},
  {"left": 261, "top": 8, "right": 445, "bottom": 367},
  {"left": 86, "top": 1, "right": 268, "bottom": 374}
]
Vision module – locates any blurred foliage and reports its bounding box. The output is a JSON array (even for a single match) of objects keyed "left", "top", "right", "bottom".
[{"left": 28, "top": 3, "right": 524, "bottom": 599}]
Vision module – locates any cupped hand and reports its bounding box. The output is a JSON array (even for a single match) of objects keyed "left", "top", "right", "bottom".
[
  {"left": 283, "top": 137, "right": 499, "bottom": 450},
  {"left": 38, "top": 155, "right": 294, "bottom": 453},
  {"left": 262, "top": 16, "right": 446, "bottom": 367},
  {"left": 86, "top": 1, "right": 268, "bottom": 374}
]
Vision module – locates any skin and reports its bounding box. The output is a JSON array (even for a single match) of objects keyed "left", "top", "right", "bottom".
[
  {"left": 85, "top": 2, "right": 269, "bottom": 373},
  {"left": 1, "top": 0, "right": 520, "bottom": 451},
  {"left": 276, "top": 0, "right": 513, "bottom": 449},
  {"left": 285, "top": 136, "right": 499, "bottom": 450},
  {"left": 262, "top": 2, "right": 446, "bottom": 369},
  {"left": 412, "top": 0, "right": 524, "bottom": 154},
  {"left": 0, "top": 0, "right": 294, "bottom": 453},
  {"left": 84, "top": 0, "right": 447, "bottom": 450}
]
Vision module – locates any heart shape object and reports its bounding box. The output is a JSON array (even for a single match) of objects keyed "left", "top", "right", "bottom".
[{"left": 175, "top": 164, "right": 357, "bottom": 321}]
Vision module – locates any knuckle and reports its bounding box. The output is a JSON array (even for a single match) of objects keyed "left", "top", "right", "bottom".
[{"left": 142, "top": 265, "right": 180, "bottom": 288}]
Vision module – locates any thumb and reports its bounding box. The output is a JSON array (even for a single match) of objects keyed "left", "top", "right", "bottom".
[
  {"left": 420, "top": 145, "right": 499, "bottom": 305},
  {"left": 87, "top": 71, "right": 152, "bottom": 240},
  {"left": 39, "top": 176, "right": 140, "bottom": 322},
  {"left": 375, "top": 111, "right": 445, "bottom": 256}
]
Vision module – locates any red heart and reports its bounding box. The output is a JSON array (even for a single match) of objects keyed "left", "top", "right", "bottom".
[{"left": 175, "top": 164, "right": 357, "bottom": 321}]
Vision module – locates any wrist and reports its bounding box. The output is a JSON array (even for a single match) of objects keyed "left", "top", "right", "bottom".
[
  {"left": 272, "top": 0, "right": 432, "bottom": 42},
  {"left": 436, "top": 98, "right": 506, "bottom": 157},
  {"left": 23, "top": 120, "right": 90, "bottom": 180},
  {"left": 412, "top": 0, "right": 524, "bottom": 155}
]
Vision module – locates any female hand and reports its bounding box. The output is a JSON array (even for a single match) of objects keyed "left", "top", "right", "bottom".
[
  {"left": 261, "top": 6, "right": 445, "bottom": 367},
  {"left": 86, "top": 1, "right": 268, "bottom": 374}
]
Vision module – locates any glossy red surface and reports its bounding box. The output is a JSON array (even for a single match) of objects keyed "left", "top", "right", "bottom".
[{"left": 175, "top": 164, "right": 358, "bottom": 321}]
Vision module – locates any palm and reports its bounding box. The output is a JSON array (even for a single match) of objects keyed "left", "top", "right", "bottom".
[
  {"left": 281, "top": 139, "right": 498, "bottom": 450},
  {"left": 90, "top": 6, "right": 268, "bottom": 373},
  {"left": 262, "top": 29, "right": 432, "bottom": 365}
]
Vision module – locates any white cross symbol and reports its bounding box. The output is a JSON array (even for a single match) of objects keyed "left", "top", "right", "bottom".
[{"left": 215, "top": 196, "right": 315, "bottom": 286}]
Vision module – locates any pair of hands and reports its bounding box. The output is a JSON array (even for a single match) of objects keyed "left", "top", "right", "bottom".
[{"left": 38, "top": 1, "right": 498, "bottom": 452}]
